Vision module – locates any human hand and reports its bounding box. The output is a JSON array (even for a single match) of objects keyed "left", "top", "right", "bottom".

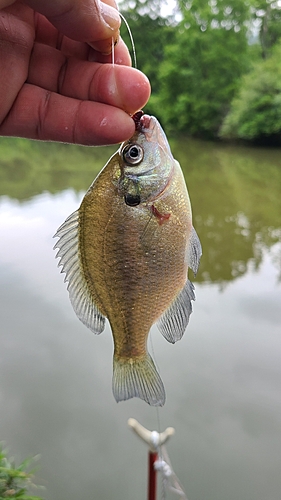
[{"left": 0, "top": 0, "right": 151, "bottom": 145}]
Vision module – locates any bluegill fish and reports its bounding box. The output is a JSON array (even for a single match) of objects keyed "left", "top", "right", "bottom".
[{"left": 54, "top": 112, "right": 201, "bottom": 407}]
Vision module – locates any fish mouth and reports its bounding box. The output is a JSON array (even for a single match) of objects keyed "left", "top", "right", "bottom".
[
  {"left": 140, "top": 115, "right": 173, "bottom": 161},
  {"left": 132, "top": 111, "right": 155, "bottom": 135},
  {"left": 140, "top": 114, "right": 153, "bottom": 131}
]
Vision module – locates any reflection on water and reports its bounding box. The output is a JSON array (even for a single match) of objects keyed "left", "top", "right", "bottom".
[
  {"left": 175, "top": 139, "right": 281, "bottom": 284},
  {"left": 0, "top": 137, "right": 281, "bottom": 500},
  {"left": 1, "top": 136, "right": 280, "bottom": 284},
  {"left": 0, "top": 137, "right": 116, "bottom": 200}
]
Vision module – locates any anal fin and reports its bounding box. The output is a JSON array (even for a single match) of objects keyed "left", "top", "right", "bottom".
[
  {"left": 157, "top": 280, "right": 195, "bottom": 344},
  {"left": 186, "top": 226, "right": 202, "bottom": 276}
]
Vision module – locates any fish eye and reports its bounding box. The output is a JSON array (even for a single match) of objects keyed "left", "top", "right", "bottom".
[{"left": 123, "top": 144, "right": 144, "bottom": 165}]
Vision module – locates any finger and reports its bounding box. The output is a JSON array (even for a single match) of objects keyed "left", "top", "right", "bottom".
[
  {"left": 99, "top": 0, "right": 117, "bottom": 7},
  {"left": 0, "top": 83, "right": 136, "bottom": 145},
  {"left": 88, "top": 36, "right": 132, "bottom": 66},
  {"left": 34, "top": 14, "right": 131, "bottom": 64},
  {"left": 63, "top": 63, "right": 150, "bottom": 115},
  {"left": 24, "top": 0, "right": 121, "bottom": 46},
  {"left": 0, "top": 2, "right": 34, "bottom": 124},
  {"left": 27, "top": 43, "right": 150, "bottom": 114},
  {"left": 84, "top": 0, "right": 121, "bottom": 55},
  {"left": 34, "top": 13, "right": 89, "bottom": 59}
]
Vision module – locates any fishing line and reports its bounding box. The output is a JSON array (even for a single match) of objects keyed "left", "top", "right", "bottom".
[
  {"left": 119, "top": 11, "right": 138, "bottom": 69},
  {"left": 150, "top": 334, "right": 185, "bottom": 500},
  {"left": 140, "top": 212, "right": 153, "bottom": 241},
  {"left": 149, "top": 335, "right": 163, "bottom": 425},
  {"left": 149, "top": 333, "right": 167, "bottom": 499},
  {"left": 111, "top": 12, "right": 136, "bottom": 69},
  {"left": 111, "top": 36, "right": 115, "bottom": 66}
]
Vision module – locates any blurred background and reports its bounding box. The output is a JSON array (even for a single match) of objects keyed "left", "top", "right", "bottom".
[{"left": 1, "top": 1, "right": 281, "bottom": 499}]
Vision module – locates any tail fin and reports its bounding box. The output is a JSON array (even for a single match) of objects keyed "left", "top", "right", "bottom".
[{"left": 113, "top": 354, "right": 166, "bottom": 406}]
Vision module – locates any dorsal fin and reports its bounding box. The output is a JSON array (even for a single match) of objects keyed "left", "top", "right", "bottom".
[{"left": 54, "top": 210, "right": 106, "bottom": 334}]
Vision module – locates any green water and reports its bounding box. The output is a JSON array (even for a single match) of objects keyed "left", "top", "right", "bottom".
[{"left": 0, "top": 136, "right": 280, "bottom": 500}]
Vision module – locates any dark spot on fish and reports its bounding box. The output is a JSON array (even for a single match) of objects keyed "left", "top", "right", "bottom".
[
  {"left": 151, "top": 204, "right": 171, "bottom": 225},
  {"left": 125, "top": 194, "right": 141, "bottom": 207}
]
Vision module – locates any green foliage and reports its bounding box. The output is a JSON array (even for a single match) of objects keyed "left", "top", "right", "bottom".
[
  {"left": 0, "top": 445, "right": 42, "bottom": 500},
  {"left": 148, "top": 0, "right": 251, "bottom": 137},
  {"left": 220, "top": 42, "right": 281, "bottom": 141},
  {"left": 119, "top": 3, "right": 175, "bottom": 94},
  {"left": 118, "top": 0, "right": 281, "bottom": 140},
  {"left": 250, "top": 0, "right": 281, "bottom": 58},
  {"left": 119, "top": 0, "right": 167, "bottom": 17}
]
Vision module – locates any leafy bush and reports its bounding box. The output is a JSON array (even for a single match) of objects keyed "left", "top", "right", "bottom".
[
  {"left": 220, "top": 42, "right": 281, "bottom": 141},
  {"left": 0, "top": 445, "right": 43, "bottom": 500}
]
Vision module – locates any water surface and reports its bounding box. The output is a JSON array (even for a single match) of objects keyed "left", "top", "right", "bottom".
[{"left": 0, "top": 137, "right": 280, "bottom": 500}]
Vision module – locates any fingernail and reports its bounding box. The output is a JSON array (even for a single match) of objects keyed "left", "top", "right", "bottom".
[
  {"left": 88, "top": 39, "right": 113, "bottom": 54},
  {"left": 100, "top": 33, "right": 119, "bottom": 55},
  {"left": 99, "top": 1, "right": 120, "bottom": 30}
]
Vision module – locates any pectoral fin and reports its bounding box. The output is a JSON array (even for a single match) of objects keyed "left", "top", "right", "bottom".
[
  {"left": 157, "top": 280, "right": 195, "bottom": 344},
  {"left": 54, "top": 210, "right": 106, "bottom": 334},
  {"left": 186, "top": 226, "right": 202, "bottom": 276}
]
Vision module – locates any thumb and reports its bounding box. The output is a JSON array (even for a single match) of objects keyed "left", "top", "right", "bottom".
[{"left": 23, "top": 0, "right": 120, "bottom": 50}]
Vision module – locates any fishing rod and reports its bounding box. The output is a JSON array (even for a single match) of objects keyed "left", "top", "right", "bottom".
[{"left": 128, "top": 418, "right": 188, "bottom": 500}]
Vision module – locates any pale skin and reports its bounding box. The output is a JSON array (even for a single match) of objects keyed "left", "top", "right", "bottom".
[{"left": 0, "top": 0, "right": 151, "bottom": 145}]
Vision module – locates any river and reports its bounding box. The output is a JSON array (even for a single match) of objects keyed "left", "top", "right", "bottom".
[{"left": 0, "top": 136, "right": 280, "bottom": 500}]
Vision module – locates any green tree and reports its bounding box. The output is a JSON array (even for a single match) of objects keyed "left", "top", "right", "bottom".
[
  {"left": 149, "top": 0, "right": 251, "bottom": 137},
  {"left": 119, "top": 0, "right": 171, "bottom": 18},
  {"left": 119, "top": 1, "right": 175, "bottom": 94},
  {"left": 250, "top": 0, "right": 281, "bottom": 59},
  {"left": 220, "top": 41, "right": 281, "bottom": 142}
]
